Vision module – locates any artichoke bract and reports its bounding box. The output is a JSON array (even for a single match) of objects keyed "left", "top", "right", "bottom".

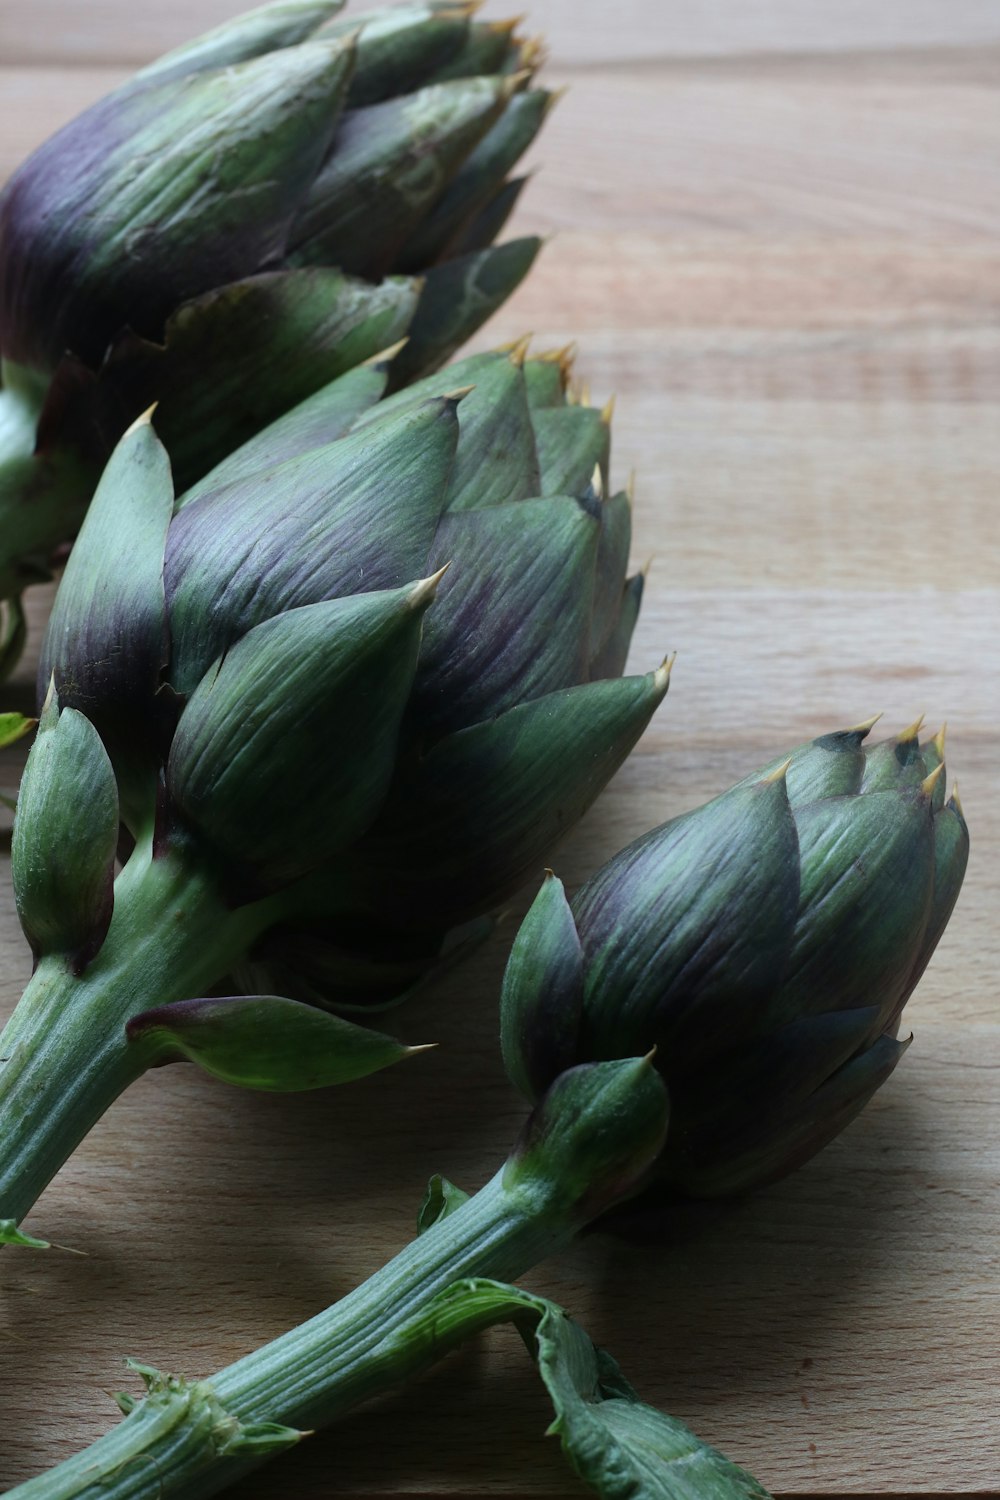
[
  {"left": 0, "top": 343, "right": 669, "bottom": 1242},
  {"left": 0, "top": 0, "right": 552, "bottom": 670},
  {"left": 501, "top": 719, "right": 969, "bottom": 1197}
]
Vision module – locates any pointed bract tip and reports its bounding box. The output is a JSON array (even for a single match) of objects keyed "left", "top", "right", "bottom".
[
  {"left": 948, "top": 783, "right": 965, "bottom": 817},
  {"left": 652, "top": 653, "right": 676, "bottom": 696},
  {"left": 579, "top": 381, "right": 591, "bottom": 408},
  {"left": 544, "top": 84, "right": 569, "bottom": 115},
  {"left": 626, "top": 470, "right": 637, "bottom": 503},
  {"left": 125, "top": 403, "right": 158, "bottom": 438},
  {"left": 640, "top": 1046, "right": 658, "bottom": 1068},
  {"left": 920, "top": 760, "right": 946, "bottom": 798},
  {"left": 931, "top": 722, "right": 947, "bottom": 757},
  {"left": 505, "top": 333, "right": 533, "bottom": 366},
  {"left": 441, "top": 384, "right": 475, "bottom": 405},
  {"left": 517, "top": 35, "right": 547, "bottom": 72},
  {"left": 39, "top": 672, "right": 58, "bottom": 728},
  {"left": 409, "top": 563, "right": 451, "bottom": 609},
  {"left": 404, "top": 1043, "right": 438, "bottom": 1058},
  {"left": 844, "top": 711, "right": 883, "bottom": 738},
  {"left": 500, "top": 67, "right": 532, "bottom": 102},
  {"left": 600, "top": 394, "right": 616, "bottom": 425},
  {"left": 363, "top": 337, "right": 409, "bottom": 367},
  {"left": 591, "top": 462, "right": 604, "bottom": 500},
  {"left": 489, "top": 14, "right": 526, "bottom": 36},
  {"left": 898, "top": 712, "right": 925, "bottom": 744},
  {"left": 763, "top": 756, "right": 794, "bottom": 786},
  {"left": 543, "top": 866, "right": 556, "bottom": 879},
  {"left": 641, "top": 553, "right": 655, "bottom": 579}
]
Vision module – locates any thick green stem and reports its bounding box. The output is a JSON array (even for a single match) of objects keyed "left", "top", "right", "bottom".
[
  {"left": 7, "top": 1171, "right": 568, "bottom": 1500},
  {"left": 5, "top": 1060, "right": 669, "bottom": 1500},
  {"left": 0, "top": 837, "right": 275, "bottom": 1231}
]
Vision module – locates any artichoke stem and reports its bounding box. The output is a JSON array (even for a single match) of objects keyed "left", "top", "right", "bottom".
[
  {"left": 0, "top": 836, "right": 274, "bottom": 1234},
  {"left": 6, "top": 1061, "right": 668, "bottom": 1499}
]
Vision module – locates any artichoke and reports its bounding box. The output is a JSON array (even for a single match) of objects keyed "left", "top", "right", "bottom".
[
  {"left": 0, "top": 0, "right": 552, "bottom": 669},
  {"left": 0, "top": 342, "right": 668, "bottom": 1241},
  {"left": 501, "top": 718, "right": 969, "bottom": 1196}
]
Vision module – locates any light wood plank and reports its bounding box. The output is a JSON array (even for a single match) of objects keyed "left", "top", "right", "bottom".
[{"left": 2, "top": 0, "right": 1000, "bottom": 69}]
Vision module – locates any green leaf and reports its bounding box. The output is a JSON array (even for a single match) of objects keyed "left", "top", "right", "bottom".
[
  {"left": 126, "top": 994, "right": 420, "bottom": 1090},
  {"left": 389, "top": 1277, "right": 772, "bottom": 1500},
  {"left": 538, "top": 1327, "right": 773, "bottom": 1500},
  {"left": 0, "top": 710, "right": 35, "bottom": 749},
  {"left": 0, "top": 1218, "right": 50, "bottom": 1250},
  {"left": 417, "top": 1174, "right": 471, "bottom": 1234}
]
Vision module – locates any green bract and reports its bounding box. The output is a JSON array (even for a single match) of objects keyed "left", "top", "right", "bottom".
[
  {"left": 501, "top": 718, "right": 969, "bottom": 1196},
  {"left": 0, "top": 0, "right": 553, "bottom": 669},
  {"left": 0, "top": 344, "right": 669, "bottom": 1238}
]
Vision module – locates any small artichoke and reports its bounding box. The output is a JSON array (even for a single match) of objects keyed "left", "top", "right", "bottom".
[
  {"left": 0, "top": 342, "right": 667, "bottom": 1233},
  {"left": 0, "top": 0, "right": 551, "bottom": 666},
  {"left": 501, "top": 718, "right": 969, "bottom": 1196}
]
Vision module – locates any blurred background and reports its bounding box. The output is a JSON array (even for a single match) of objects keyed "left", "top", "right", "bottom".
[{"left": 0, "top": 2, "right": 998, "bottom": 1495}]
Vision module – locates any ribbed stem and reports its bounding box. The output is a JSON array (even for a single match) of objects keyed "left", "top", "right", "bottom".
[
  {"left": 4, "top": 1058, "right": 670, "bottom": 1499},
  {"left": 0, "top": 837, "right": 275, "bottom": 1232},
  {"left": 6, "top": 1170, "right": 576, "bottom": 1500}
]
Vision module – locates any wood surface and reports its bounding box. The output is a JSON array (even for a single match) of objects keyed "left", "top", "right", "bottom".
[{"left": 0, "top": 1, "right": 998, "bottom": 1496}]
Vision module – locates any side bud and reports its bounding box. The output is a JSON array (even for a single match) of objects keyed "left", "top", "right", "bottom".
[
  {"left": 503, "top": 1058, "right": 669, "bottom": 1227},
  {"left": 12, "top": 695, "right": 119, "bottom": 971}
]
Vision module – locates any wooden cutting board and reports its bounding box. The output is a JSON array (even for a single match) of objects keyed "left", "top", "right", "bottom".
[{"left": 0, "top": 2, "right": 998, "bottom": 1495}]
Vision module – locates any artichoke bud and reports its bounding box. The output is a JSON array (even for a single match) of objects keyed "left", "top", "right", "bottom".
[
  {"left": 0, "top": 37, "right": 356, "bottom": 374},
  {"left": 500, "top": 719, "right": 968, "bottom": 1197},
  {"left": 12, "top": 695, "right": 119, "bottom": 971},
  {"left": 504, "top": 1058, "right": 669, "bottom": 1226},
  {"left": 166, "top": 576, "right": 441, "bottom": 889},
  {"left": 500, "top": 873, "right": 584, "bottom": 1100}
]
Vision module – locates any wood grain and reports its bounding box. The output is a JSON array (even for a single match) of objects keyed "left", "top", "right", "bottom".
[{"left": 0, "top": 2, "right": 998, "bottom": 1496}]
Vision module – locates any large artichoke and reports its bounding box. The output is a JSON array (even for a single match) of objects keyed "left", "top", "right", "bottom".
[
  {"left": 501, "top": 718, "right": 969, "bottom": 1196},
  {"left": 0, "top": 0, "right": 551, "bottom": 668},
  {"left": 0, "top": 342, "right": 668, "bottom": 1243}
]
